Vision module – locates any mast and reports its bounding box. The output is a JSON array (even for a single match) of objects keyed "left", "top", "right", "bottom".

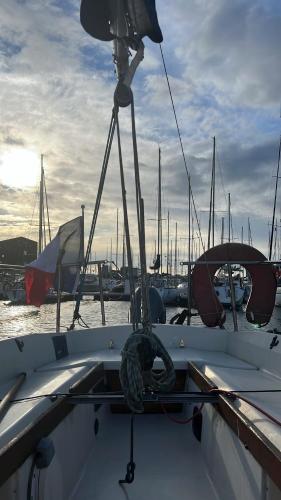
[
  {"left": 241, "top": 225, "right": 244, "bottom": 244},
  {"left": 191, "top": 213, "right": 194, "bottom": 262},
  {"left": 43, "top": 169, "right": 51, "bottom": 244},
  {"left": 269, "top": 136, "right": 281, "bottom": 260},
  {"left": 116, "top": 208, "right": 119, "bottom": 269},
  {"left": 248, "top": 218, "right": 252, "bottom": 246},
  {"left": 38, "top": 154, "right": 44, "bottom": 255},
  {"left": 167, "top": 210, "right": 170, "bottom": 275},
  {"left": 221, "top": 217, "right": 224, "bottom": 245},
  {"left": 170, "top": 239, "right": 173, "bottom": 275},
  {"left": 122, "top": 230, "right": 125, "bottom": 272},
  {"left": 207, "top": 136, "right": 216, "bottom": 249},
  {"left": 228, "top": 193, "right": 231, "bottom": 243},
  {"left": 187, "top": 176, "right": 192, "bottom": 325},
  {"left": 212, "top": 136, "right": 216, "bottom": 247},
  {"left": 174, "top": 222, "right": 178, "bottom": 276},
  {"left": 157, "top": 147, "right": 162, "bottom": 274}
]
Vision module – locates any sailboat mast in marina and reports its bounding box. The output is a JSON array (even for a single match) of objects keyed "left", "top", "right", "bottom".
[
  {"left": 269, "top": 135, "right": 281, "bottom": 260},
  {"left": 37, "top": 154, "right": 51, "bottom": 256},
  {"left": 158, "top": 147, "right": 162, "bottom": 274},
  {"left": 207, "top": 136, "right": 216, "bottom": 249}
]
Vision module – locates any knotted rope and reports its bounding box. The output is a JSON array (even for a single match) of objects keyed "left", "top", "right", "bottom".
[{"left": 119, "top": 330, "right": 176, "bottom": 413}]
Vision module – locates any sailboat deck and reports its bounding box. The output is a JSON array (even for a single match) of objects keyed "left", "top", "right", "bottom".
[
  {"left": 203, "top": 365, "right": 281, "bottom": 449},
  {"left": 35, "top": 346, "right": 257, "bottom": 371},
  {"left": 0, "top": 345, "right": 278, "bottom": 454},
  {"left": 0, "top": 347, "right": 256, "bottom": 449},
  {"left": 0, "top": 326, "right": 281, "bottom": 496},
  {"left": 71, "top": 412, "right": 220, "bottom": 500}
]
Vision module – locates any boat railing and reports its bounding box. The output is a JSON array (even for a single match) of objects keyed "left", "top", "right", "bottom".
[{"left": 181, "top": 260, "right": 281, "bottom": 265}]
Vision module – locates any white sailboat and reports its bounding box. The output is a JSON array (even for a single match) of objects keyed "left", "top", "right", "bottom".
[{"left": 0, "top": 2, "right": 280, "bottom": 500}]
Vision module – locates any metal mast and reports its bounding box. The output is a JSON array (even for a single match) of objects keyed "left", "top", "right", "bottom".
[
  {"left": 208, "top": 136, "right": 216, "bottom": 249},
  {"left": 269, "top": 136, "right": 281, "bottom": 260},
  {"left": 221, "top": 217, "right": 224, "bottom": 245},
  {"left": 166, "top": 210, "right": 170, "bottom": 275},
  {"left": 157, "top": 147, "right": 162, "bottom": 274},
  {"left": 116, "top": 208, "right": 119, "bottom": 269},
  {"left": 212, "top": 137, "right": 216, "bottom": 247},
  {"left": 228, "top": 193, "right": 231, "bottom": 243},
  {"left": 174, "top": 222, "right": 178, "bottom": 276},
  {"left": 38, "top": 154, "right": 44, "bottom": 255}
]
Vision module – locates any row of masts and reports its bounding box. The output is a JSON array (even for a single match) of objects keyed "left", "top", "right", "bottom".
[
  {"left": 37, "top": 134, "right": 280, "bottom": 268},
  {"left": 104, "top": 140, "right": 256, "bottom": 275}
]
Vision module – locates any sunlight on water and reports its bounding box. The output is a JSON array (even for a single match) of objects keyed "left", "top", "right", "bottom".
[{"left": 0, "top": 299, "right": 280, "bottom": 339}]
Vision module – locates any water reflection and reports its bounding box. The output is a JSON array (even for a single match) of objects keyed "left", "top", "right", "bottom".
[{"left": 0, "top": 299, "right": 280, "bottom": 339}]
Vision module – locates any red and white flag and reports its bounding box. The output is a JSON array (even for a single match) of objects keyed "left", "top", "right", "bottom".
[{"left": 25, "top": 216, "right": 83, "bottom": 307}]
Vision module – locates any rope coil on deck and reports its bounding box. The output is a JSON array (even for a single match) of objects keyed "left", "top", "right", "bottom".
[{"left": 119, "top": 330, "right": 176, "bottom": 413}]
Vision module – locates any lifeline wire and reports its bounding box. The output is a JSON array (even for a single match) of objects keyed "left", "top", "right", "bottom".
[{"left": 7, "top": 388, "right": 281, "bottom": 427}]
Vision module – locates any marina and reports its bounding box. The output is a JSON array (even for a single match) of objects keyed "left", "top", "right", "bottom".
[{"left": 0, "top": 0, "right": 281, "bottom": 499}]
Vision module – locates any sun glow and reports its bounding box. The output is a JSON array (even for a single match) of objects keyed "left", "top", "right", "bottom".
[{"left": 0, "top": 149, "right": 40, "bottom": 188}]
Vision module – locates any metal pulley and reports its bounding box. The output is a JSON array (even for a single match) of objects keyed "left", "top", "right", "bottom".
[
  {"left": 80, "top": 0, "right": 162, "bottom": 107},
  {"left": 80, "top": 0, "right": 163, "bottom": 44}
]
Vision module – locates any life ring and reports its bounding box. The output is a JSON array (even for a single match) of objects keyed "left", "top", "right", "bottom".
[{"left": 192, "top": 243, "right": 277, "bottom": 328}]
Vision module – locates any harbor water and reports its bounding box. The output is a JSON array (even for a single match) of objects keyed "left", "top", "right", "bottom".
[{"left": 0, "top": 298, "right": 281, "bottom": 340}]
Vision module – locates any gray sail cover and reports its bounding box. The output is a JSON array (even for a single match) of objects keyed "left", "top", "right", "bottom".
[
  {"left": 80, "top": 0, "right": 163, "bottom": 43},
  {"left": 135, "top": 286, "right": 166, "bottom": 324}
]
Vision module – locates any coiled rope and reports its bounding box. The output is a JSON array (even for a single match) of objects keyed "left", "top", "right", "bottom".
[{"left": 119, "top": 329, "right": 176, "bottom": 413}]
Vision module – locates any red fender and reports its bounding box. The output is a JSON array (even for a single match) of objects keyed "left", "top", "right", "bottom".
[{"left": 192, "top": 243, "right": 277, "bottom": 328}]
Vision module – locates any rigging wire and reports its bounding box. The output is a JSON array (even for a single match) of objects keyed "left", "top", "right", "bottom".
[
  {"left": 159, "top": 43, "right": 222, "bottom": 319},
  {"left": 6, "top": 389, "right": 281, "bottom": 427},
  {"left": 69, "top": 110, "right": 116, "bottom": 328},
  {"left": 159, "top": 44, "right": 205, "bottom": 250},
  {"left": 26, "top": 186, "right": 39, "bottom": 242}
]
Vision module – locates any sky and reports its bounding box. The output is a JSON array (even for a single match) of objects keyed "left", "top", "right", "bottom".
[{"left": 0, "top": 0, "right": 281, "bottom": 268}]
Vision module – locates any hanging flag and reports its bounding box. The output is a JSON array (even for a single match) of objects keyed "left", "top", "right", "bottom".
[{"left": 25, "top": 216, "right": 83, "bottom": 307}]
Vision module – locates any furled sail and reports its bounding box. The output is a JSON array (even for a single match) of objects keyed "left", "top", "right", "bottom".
[{"left": 80, "top": 0, "right": 163, "bottom": 43}]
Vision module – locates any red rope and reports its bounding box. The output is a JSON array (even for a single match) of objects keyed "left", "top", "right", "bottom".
[
  {"left": 162, "top": 388, "right": 281, "bottom": 427},
  {"left": 161, "top": 402, "right": 204, "bottom": 425},
  {"left": 212, "top": 389, "right": 281, "bottom": 427}
]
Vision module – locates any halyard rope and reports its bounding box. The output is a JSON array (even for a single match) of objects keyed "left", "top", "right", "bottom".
[{"left": 119, "top": 330, "right": 176, "bottom": 413}]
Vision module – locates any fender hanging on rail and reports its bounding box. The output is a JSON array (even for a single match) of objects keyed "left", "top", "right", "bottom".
[{"left": 192, "top": 243, "right": 277, "bottom": 328}]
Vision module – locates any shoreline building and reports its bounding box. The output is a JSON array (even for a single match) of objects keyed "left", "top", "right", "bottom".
[{"left": 0, "top": 237, "right": 37, "bottom": 266}]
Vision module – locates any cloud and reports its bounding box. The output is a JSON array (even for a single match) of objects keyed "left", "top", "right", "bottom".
[{"left": 0, "top": 0, "right": 280, "bottom": 260}]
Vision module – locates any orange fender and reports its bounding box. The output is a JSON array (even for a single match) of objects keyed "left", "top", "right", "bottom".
[{"left": 192, "top": 243, "right": 277, "bottom": 328}]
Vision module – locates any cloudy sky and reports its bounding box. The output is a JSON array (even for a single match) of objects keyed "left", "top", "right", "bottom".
[{"left": 0, "top": 0, "right": 280, "bottom": 268}]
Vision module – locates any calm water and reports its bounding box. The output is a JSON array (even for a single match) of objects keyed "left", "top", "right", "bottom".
[{"left": 0, "top": 298, "right": 281, "bottom": 339}]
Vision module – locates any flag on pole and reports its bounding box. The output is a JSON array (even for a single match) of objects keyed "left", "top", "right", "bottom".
[{"left": 25, "top": 216, "right": 83, "bottom": 307}]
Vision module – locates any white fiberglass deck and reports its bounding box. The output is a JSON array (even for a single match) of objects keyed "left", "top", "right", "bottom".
[{"left": 71, "top": 412, "right": 219, "bottom": 500}]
